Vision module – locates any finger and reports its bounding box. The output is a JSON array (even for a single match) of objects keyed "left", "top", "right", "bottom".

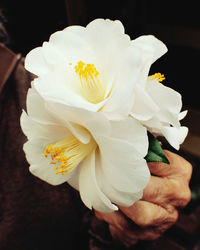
[
  {"left": 142, "top": 175, "right": 191, "bottom": 208},
  {"left": 95, "top": 210, "right": 128, "bottom": 231},
  {"left": 148, "top": 150, "right": 192, "bottom": 181},
  {"left": 96, "top": 211, "right": 162, "bottom": 245},
  {"left": 95, "top": 205, "right": 178, "bottom": 244},
  {"left": 119, "top": 200, "right": 178, "bottom": 228},
  {"left": 95, "top": 210, "right": 139, "bottom": 247},
  {"left": 142, "top": 175, "right": 176, "bottom": 206}
]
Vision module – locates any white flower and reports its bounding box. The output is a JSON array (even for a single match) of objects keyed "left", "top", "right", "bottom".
[
  {"left": 24, "top": 18, "right": 167, "bottom": 119},
  {"left": 20, "top": 87, "right": 150, "bottom": 212},
  {"left": 129, "top": 36, "right": 188, "bottom": 150},
  {"left": 21, "top": 18, "right": 187, "bottom": 213}
]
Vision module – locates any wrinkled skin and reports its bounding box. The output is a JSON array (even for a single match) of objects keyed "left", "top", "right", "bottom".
[{"left": 95, "top": 150, "right": 192, "bottom": 247}]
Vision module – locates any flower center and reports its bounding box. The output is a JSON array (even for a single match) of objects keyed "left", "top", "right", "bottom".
[
  {"left": 75, "top": 61, "right": 106, "bottom": 104},
  {"left": 43, "top": 135, "right": 97, "bottom": 175},
  {"left": 148, "top": 73, "right": 165, "bottom": 82}
]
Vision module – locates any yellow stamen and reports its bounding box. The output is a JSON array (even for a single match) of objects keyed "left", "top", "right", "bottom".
[
  {"left": 148, "top": 73, "right": 165, "bottom": 82},
  {"left": 74, "top": 61, "right": 106, "bottom": 104},
  {"left": 43, "top": 135, "right": 97, "bottom": 175}
]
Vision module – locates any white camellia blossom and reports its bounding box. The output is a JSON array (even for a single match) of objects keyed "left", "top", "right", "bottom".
[
  {"left": 21, "top": 18, "right": 188, "bottom": 212},
  {"left": 24, "top": 18, "right": 168, "bottom": 120},
  {"left": 20, "top": 87, "right": 150, "bottom": 213},
  {"left": 129, "top": 36, "right": 188, "bottom": 150},
  {"left": 25, "top": 18, "right": 187, "bottom": 148}
]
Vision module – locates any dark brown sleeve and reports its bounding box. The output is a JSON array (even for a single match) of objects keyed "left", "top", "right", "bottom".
[{"left": 0, "top": 43, "right": 21, "bottom": 93}]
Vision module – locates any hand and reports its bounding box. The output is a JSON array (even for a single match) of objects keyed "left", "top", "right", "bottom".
[{"left": 95, "top": 150, "right": 192, "bottom": 247}]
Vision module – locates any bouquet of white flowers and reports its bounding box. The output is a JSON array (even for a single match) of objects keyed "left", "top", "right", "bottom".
[{"left": 20, "top": 19, "right": 188, "bottom": 213}]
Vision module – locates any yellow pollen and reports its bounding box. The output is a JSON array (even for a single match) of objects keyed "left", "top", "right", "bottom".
[
  {"left": 149, "top": 73, "right": 165, "bottom": 82},
  {"left": 43, "top": 135, "right": 97, "bottom": 175},
  {"left": 74, "top": 61, "right": 106, "bottom": 104},
  {"left": 75, "top": 61, "right": 99, "bottom": 78}
]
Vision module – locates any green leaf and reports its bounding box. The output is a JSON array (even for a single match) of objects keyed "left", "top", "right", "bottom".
[{"left": 145, "top": 133, "right": 170, "bottom": 164}]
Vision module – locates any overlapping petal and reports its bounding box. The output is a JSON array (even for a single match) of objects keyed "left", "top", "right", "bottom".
[
  {"left": 25, "top": 19, "right": 169, "bottom": 118},
  {"left": 131, "top": 79, "right": 188, "bottom": 149},
  {"left": 21, "top": 88, "right": 150, "bottom": 212},
  {"left": 79, "top": 151, "right": 118, "bottom": 213},
  {"left": 21, "top": 18, "right": 188, "bottom": 213}
]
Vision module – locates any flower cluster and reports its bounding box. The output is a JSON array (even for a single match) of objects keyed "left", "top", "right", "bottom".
[{"left": 21, "top": 19, "right": 188, "bottom": 213}]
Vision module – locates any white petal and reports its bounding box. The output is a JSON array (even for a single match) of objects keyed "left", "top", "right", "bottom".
[
  {"left": 86, "top": 18, "right": 129, "bottom": 58},
  {"left": 100, "top": 181, "right": 143, "bottom": 207},
  {"left": 161, "top": 126, "right": 188, "bottom": 150},
  {"left": 49, "top": 25, "right": 94, "bottom": 62},
  {"left": 86, "top": 19, "right": 131, "bottom": 94},
  {"left": 143, "top": 117, "right": 163, "bottom": 134},
  {"left": 96, "top": 135, "right": 150, "bottom": 193},
  {"left": 42, "top": 41, "right": 65, "bottom": 65},
  {"left": 156, "top": 110, "right": 180, "bottom": 127},
  {"left": 109, "top": 117, "right": 148, "bottom": 156},
  {"left": 33, "top": 75, "right": 107, "bottom": 113},
  {"left": 67, "top": 167, "right": 81, "bottom": 191},
  {"left": 23, "top": 138, "right": 52, "bottom": 165},
  {"left": 146, "top": 80, "right": 182, "bottom": 114},
  {"left": 102, "top": 45, "right": 144, "bottom": 114},
  {"left": 179, "top": 110, "right": 188, "bottom": 120},
  {"left": 133, "top": 35, "right": 167, "bottom": 64},
  {"left": 27, "top": 86, "right": 58, "bottom": 125},
  {"left": 26, "top": 87, "right": 91, "bottom": 143},
  {"left": 25, "top": 47, "right": 51, "bottom": 76},
  {"left": 45, "top": 100, "right": 111, "bottom": 137},
  {"left": 131, "top": 86, "right": 159, "bottom": 121},
  {"left": 24, "top": 139, "right": 72, "bottom": 185},
  {"left": 20, "top": 110, "right": 71, "bottom": 141},
  {"left": 131, "top": 35, "right": 167, "bottom": 88},
  {"left": 79, "top": 151, "right": 118, "bottom": 212},
  {"left": 95, "top": 151, "right": 144, "bottom": 207},
  {"left": 30, "top": 161, "right": 72, "bottom": 185},
  {"left": 86, "top": 19, "right": 125, "bottom": 38},
  {"left": 22, "top": 123, "right": 82, "bottom": 186}
]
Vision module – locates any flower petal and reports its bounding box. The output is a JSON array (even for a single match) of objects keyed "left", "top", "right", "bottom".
[
  {"left": 33, "top": 75, "right": 107, "bottom": 113},
  {"left": 26, "top": 86, "right": 58, "bottom": 125},
  {"left": 79, "top": 150, "right": 118, "bottom": 212},
  {"left": 131, "top": 35, "right": 168, "bottom": 88},
  {"left": 161, "top": 126, "right": 188, "bottom": 150},
  {"left": 95, "top": 151, "right": 144, "bottom": 207},
  {"left": 42, "top": 41, "right": 65, "bottom": 65},
  {"left": 20, "top": 110, "right": 71, "bottom": 141},
  {"left": 146, "top": 80, "right": 182, "bottom": 114},
  {"left": 179, "top": 110, "right": 188, "bottom": 120},
  {"left": 49, "top": 25, "right": 94, "bottom": 63},
  {"left": 23, "top": 138, "right": 51, "bottom": 164},
  {"left": 24, "top": 138, "right": 73, "bottom": 185},
  {"left": 131, "top": 86, "right": 159, "bottom": 121},
  {"left": 96, "top": 135, "right": 150, "bottom": 193},
  {"left": 30, "top": 161, "right": 72, "bottom": 185},
  {"left": 86, "top": 19, "right": 130, "bottom": 63},
  {"left": 86, "top": 19, "right": 126, "bottom": 41},
  {"left": 133, "top": 35, "right": 167, "bottom": 64},
  {"left": 102, "top": 45, "right": 143, "bottom": 114},
  {"left": 25, "top": 47, "right": 51, "bottom": 76},
  {"left": 45, "top": 100, "right": 111, "bottom": 137},
  {"left": 109, "top": 117, "right": 148, "bottom": 157},
  {"left": 103, "top": 35, "right": 166, "bottom": 115}
]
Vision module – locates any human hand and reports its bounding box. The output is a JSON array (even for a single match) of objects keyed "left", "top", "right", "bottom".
[{"left": 95, "top": 150, "right": 192, "bottom": 247}]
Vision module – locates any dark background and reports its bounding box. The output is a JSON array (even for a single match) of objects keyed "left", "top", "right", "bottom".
[
  {"left": 1, "top": 0, "right": 200, "bottom": 109},
  {"left": 1, "top": 2, "right": 200, "bottom": 249}
]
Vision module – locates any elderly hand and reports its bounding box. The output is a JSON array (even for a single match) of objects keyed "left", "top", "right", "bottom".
[{"left": 95, "top": 150, "right": 192, "bottom": 247}]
